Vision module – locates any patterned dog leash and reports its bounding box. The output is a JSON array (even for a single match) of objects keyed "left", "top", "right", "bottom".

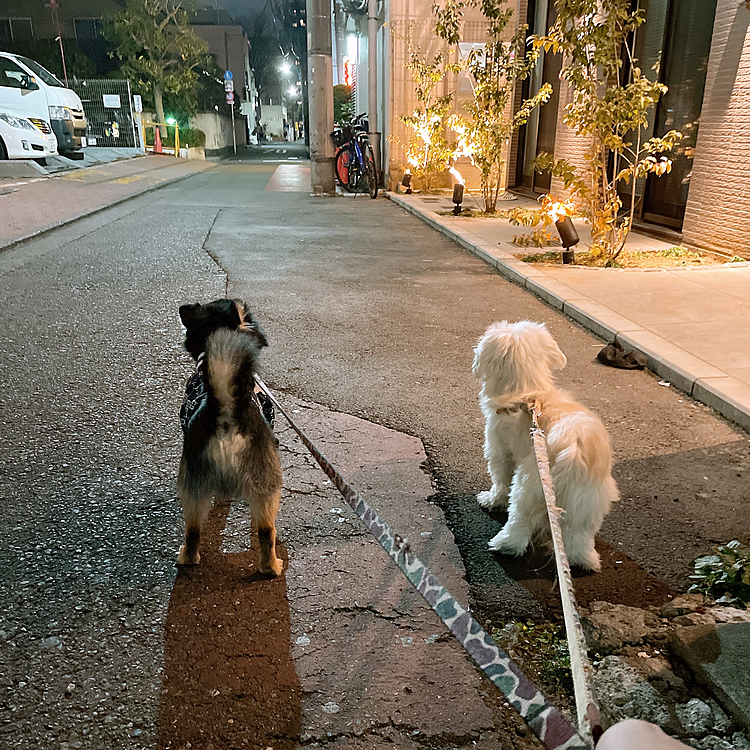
[{"left": 253, "top": 376, "right": 593, "bottom": 750}]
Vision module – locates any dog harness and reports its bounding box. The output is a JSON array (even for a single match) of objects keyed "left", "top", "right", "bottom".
[{"left": 179, "top": 352, "right": 274, "bottom": 435}]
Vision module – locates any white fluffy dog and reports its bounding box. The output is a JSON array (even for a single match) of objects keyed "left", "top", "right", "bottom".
[{"left": 473, "top": 320, "right": 619, "bottom": 572}]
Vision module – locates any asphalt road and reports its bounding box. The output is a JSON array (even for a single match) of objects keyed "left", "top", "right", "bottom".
[{"left": 1, "top": 145, "right": 748, "bottom": 748}]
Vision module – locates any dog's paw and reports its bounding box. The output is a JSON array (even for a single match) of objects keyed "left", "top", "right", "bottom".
[
  {"left": 477, "top": 488, "right": 509, "bottom": 509},
  {"left": 570, "top": 549, "right": 601, "bottom": 573},
  {"left": 177, "top": 545, "right": 200, "bottom": 565},
  {"left": 488, "top": 528, "right": 529, "bottom": 557},
  {"left": 260, "top": 557, "right": 284, "bottom": 577}
]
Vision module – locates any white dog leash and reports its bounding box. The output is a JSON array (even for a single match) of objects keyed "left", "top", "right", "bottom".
[
  {"left": 528, "top": 401, "right": 602, "bottom": 746},
  {"left": 253, "top": 375, "right": 593, "bottom": 750}
]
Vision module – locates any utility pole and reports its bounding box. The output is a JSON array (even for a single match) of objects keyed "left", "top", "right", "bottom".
[
  {"left": 46, "top": 0, "right": 68, "bottom": 86},
  {"left": 306, "top": 0, "right": 336, "bottom": 195},
  {"left": 367, "top": 0, "right": 380, "bottom": 182}
]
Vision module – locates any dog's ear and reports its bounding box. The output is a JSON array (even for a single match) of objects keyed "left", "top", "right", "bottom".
[
  {"left": 235, "top": 300, "right": 270, "bottom": 348},
  {"left": 541, "top": 330, "right": 567, "bottom": 371},
  {"left": 179, "top": 303, "right": 201, "bottom": 328},
  {"left": 472, "top": 321, "right": 513, "bottom": 381},
  {"left": 242, "top": 313, "right": 269, "bottom": 348}
]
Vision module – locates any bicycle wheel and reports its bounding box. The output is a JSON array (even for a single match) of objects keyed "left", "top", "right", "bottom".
[
  {"left": 363, "top": 142, "right": 378, "bottom": 199},
  {"left": 335, "top": 147, "right": 355, "bottom": 192}
]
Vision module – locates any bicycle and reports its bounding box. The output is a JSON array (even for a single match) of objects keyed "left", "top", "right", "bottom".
[{"left": 330, "top": 114, "right": 379, "bottom": 199}]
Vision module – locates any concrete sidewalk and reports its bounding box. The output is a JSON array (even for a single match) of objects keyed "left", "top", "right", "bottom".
[
  {"left": 0, "top": 153, "right": 213, "bottom": 251},
  {"left": 389, "top": 192, "right": 750, "bottom": 434}
]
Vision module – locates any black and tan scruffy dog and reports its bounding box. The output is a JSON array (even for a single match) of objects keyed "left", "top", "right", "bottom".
[
  {"left": 177, "top": 298, "right": 283, "bottom": 576},
  {"left": 473, "top": 320, "right": 619, "bottom": 572}
]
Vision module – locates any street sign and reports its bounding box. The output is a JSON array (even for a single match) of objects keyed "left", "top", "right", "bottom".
[
  {"left": 224, "top": 70, "right": 233, "bottom": 81},
  {"left": 224, "top": 79, "right": 234, "bottom": 92},
  {"left": 226, "top": 91, "right": 234, "bottom": 104},
  {"left": 133, "top": 94, "right": 142, "bottom": 113}
]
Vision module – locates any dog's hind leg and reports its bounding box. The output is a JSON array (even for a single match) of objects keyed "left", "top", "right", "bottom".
[
  {"left": 557, "top": 482, "right": 612, "bottom": 573},
  {"left": 178, "top": 492, "right": 212, "bottom": 565},
  {"left": 250, "top": 489, "right": 283, "bottom": 577}
]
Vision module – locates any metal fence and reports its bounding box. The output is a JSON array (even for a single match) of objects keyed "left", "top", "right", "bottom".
[{"left": 71, "top": 79, "right": 138, "bottom": 148}]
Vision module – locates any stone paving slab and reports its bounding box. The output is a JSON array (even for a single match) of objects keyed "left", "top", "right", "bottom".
[
  {"left": 220, "top": 393, "right": 541, "bottom": 749},
  {"left": 388, "top": 192, "right": 750, "bottom": 434},
  {"left": 671, "top": 623, "right": 750, "bottom": 733}
]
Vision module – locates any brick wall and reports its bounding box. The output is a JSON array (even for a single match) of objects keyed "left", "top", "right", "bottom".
[{"left": 682, "top": 1, "right": 750, "bottom": 255}]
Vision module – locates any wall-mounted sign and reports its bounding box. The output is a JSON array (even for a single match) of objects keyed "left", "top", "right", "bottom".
[{"left": 103, "top": 94, "right": 121, "bottom": 108}]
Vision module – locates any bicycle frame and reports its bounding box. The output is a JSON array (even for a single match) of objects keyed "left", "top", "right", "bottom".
[
  {"left": 332, "top": 115, "right": 378, "bottom": 198},
  {"left": 347, "top": 135, "right": 366, "bottom": 180}
]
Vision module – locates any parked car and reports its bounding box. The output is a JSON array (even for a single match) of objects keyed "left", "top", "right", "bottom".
[
  {"left": 0, "top": 52, "right": 86, "bottom": 155},
  {"left": 0, "top": 105, "right": 58, "bottom": 160}
]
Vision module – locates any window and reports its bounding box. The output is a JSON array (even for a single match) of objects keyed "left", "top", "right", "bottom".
[
  {"left": 74, "top": 18, "right": 103, "bottom": 42},
  {"left": 0, "top": 20, "right": 11, "bottom": 45},
  {"left": 17, "top": 55, "right": 64, "bottom": 87},
  {"left": 9, "top": 18, "right": 33, "bottom": 42},
  {"left": 0, "top": 56, "right": 32, "bottom": 89}
]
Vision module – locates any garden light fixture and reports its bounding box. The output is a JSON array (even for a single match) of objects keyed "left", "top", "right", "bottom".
[
  {"left": 452, "top": 183, "right": 464, "bottom": 215},
  {"left": 401, "top": 170, "right": 412, "bottom": 194},
  {"left": 543, "top": 197, "right": 579, "bottom": 264},
  {"left": 555, "top": 216, "right": 579, "bottom": 264},
  {"left": 450, "top": 167, "right": 465, "bottom": 215}
]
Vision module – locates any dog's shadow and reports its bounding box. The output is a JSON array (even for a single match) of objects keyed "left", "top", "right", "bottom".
[{"left": 157, "top": 504, "right": 302, "bottom": 749}]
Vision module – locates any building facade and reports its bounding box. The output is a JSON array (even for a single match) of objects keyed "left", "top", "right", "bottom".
[{"left": 352, "top": 0, "right": 750, "bottom": 255}]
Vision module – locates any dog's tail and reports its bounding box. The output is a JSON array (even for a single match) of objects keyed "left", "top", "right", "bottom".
[
  {"left": 549, "top": 417, "right": 613, "bottom": 484},
  {"left": 205, "top": 328, "right": 281, "bottom": 487},
  {"left": 550, "top": 433, "right": 620, "bottom": 510}
]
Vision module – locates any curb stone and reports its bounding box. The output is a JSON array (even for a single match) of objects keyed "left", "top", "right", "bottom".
[{"left": 581, "top": 600, "right": 750, "bottom": 747}]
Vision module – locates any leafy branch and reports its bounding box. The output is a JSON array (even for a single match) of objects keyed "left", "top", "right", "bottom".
[
  {"left": 532, "top": 0, "right": 682, "bottom": 262},
  {"left": 434, "top": 0, "right": 552, "bottom": 212}
]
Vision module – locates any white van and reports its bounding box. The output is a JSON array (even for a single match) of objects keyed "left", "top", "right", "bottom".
[
  {"left": 0, "top": 52, "right": 87, "bottom": 155},
  {"left": 0, "top": 106, "right": 58, "bottom": 160}
]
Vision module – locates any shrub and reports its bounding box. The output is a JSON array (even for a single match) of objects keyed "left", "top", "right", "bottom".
[
  {"left": 390, "top": 47, "right": 460, "bottom": 193},
  {"left": 179, "top": 127, "right": 205, "bottom": 148},
  {"left": 533, "top": 1, "right": 681, "bottom": 263},
  {"left": 144, "top": 125, "right": 205, "bottom": 149},
  {"left": 434, "top": 0, "right": 552, "bottom": 213},
  {"left": 689, "top": 540, "right": 750, "bottom": 608}
]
